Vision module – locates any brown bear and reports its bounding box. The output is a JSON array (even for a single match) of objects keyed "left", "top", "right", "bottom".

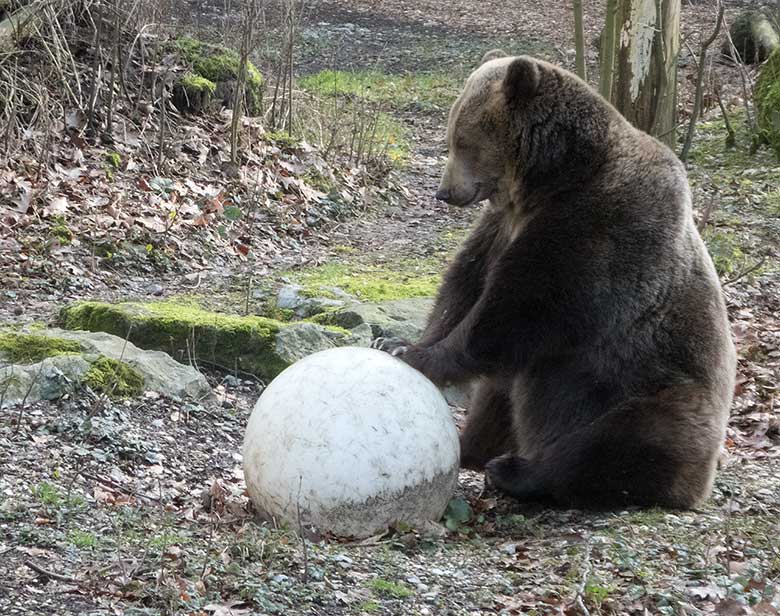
[{"left": 377, "top": 53, "right": 737, "bottom": 509}]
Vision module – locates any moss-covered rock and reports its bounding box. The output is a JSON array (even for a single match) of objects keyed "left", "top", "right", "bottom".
[
  {"left": 83, "top": 357, "right": 144, "bottom": 399},
  {"left": 756, "top": 48, "right": 780, "bottom": 159},
  {"left": 172, "top": 36, "right": 263, "bottom": 115},
  {"left": 58, "top": 300, "right": 354, "bottom": 380},
  {"left": 0, "top": 327, "right": 211, "bottom": 406},
  {"left": 0, "top": 332, "right": 81, "bottom": 363},
  {"left": 173, "top": 73, "right": 216, "bottom": 115}
]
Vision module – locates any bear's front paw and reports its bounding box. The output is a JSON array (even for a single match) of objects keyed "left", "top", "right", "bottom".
[{"left": 371, "top": 336, "right": 410, "bottom": 356}]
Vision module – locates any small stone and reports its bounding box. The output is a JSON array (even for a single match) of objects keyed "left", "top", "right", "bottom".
[
  {"left": 148, "top": 283, "right": 164, "bottom": 296},
  {"left": 223, "top": 375, "right": 241, "bottom": 387}
]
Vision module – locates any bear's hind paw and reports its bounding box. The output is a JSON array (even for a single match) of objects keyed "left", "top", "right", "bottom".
[{"left": 485, "top": 454, "right": 547, "bottom": 502}]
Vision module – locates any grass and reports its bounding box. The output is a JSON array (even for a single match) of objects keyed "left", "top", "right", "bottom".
[
  {"left": 291, "top": 260, "right": 441, "bottom": 302},
  {"left": 296, "top": 69, "right": 452, "bottom": 165},
  {"left": 369, "top": 578, "right": 413, "bottom": 599},
  {"left": 686, "top": 111, "right": 780, "bottom": 276},
  {"left": 299, "top": 69, "right": 459, "bottom": 109},
  {"left": 68, "top": 530, "right": 98, "bottom": 549}
]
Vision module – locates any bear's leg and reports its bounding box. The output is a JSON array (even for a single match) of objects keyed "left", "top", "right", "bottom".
[
  {"left": 460, "top": 380, "right": 515, "bottom": 470},
  {"left": 486, "top": 391, "right": 720, "bottom": 509}
]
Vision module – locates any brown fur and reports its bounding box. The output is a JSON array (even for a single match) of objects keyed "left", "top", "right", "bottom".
[{"left": 390, "top": 54, "right": 736, "bottom": 509}]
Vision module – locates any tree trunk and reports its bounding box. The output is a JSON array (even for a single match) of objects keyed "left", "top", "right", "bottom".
[
  {"left": 573, "top": 0, "right": 586, "bottom": 80},
  {"left": 605, "top": 0, "right": 680, "bottom": 147},
  {"left": 599, "top": 0, "right": 619, "bottom": 100}
]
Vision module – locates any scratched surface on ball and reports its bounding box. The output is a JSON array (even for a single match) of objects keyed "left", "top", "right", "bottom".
[{"left": 243, "top": 347, "right": 460, "bottom": 538}]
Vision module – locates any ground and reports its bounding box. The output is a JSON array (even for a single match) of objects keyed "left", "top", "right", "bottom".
[{"left": 1, "top": 1, "right": 780, "bottom": 615}]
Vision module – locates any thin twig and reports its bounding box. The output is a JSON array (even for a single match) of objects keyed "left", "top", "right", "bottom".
[
  {"left": 574, "top": 539, "right": 593, "bottom": 616},
  {"left": 297, "top": 476, "right": 309, "bottom": 583},
  {"left": 24, "top": 560, "right": 85, "bottom": 585},
  {"left": 723, "top": 255, "right": 768, "bottom": 287},
  {"left": 680, "top": 0, "right": 725, "bottom": 162}
]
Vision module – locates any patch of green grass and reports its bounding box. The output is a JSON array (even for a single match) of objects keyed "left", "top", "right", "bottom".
[
  {"left": 494, "top": 513, "right": 545, "bottom": 538},
  {"left": 702, "top": 228, "right": 753, "bottom": 277},
  {"left": 584, "top": 580, "right": 614, "bottom": 605},
  {"left": 83, "top": 357, "right": 145, "bottom": 398},
  {"left": 48, "top": 217, "right": 73, "bottom": 245},
  {"left": 358, "top": 600, "right": 381, "bottom": 613},
  {"left": 291, "top": 261, "right": 441, "bottom": 303},
  {"left": 0, "top": 332, "right": 82, "bottom": 363},
  {"left": 264, "top": 129, "right": 301, "bottom": 148},
  {"left": 300, "top": 69, "right": 459, "bottom": 109},
  {"left": 149, "top": 531, "right": 190, "bottom": 549},
  {"left": 34, "top": 482, "right": 62, "bottom": 507},
  {"left": 104, "top": 151, "right": 122, "bottom": 169},
  {"left": 369, "top": 578, "right": 413, "bottom": 599},
  {"left": 68, "top": 530, "right": 98, "bottom": 549}
]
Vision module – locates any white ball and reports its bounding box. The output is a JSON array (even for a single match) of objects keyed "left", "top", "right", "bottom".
[{"left": 243, "top": 347, "right": 460, "bottom": 538}]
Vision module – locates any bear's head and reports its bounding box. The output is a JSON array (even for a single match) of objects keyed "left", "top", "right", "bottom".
[{"left": 436, "top": 52, "right": 613, "bottom": 208}]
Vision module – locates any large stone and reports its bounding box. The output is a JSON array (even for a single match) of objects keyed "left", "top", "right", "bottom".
[
  {"left": 59, "top": 300, "right": 359, "bottom": 380},
  {"left": 328, "top": 298, "right": 435, "bottom": 341},
  {"left": 0, "top": 355, "right": 90, "bottom": 408},
  {"left": 724, "top": 8, "right": 780, "bottom": 64},
  {"left": 276, "top": 284, "right": 345, "bottom": 318},
  {"left": 0, "top": 328, "right": 211, "bottom": 407},
  {"left": 41, "top": 328, "right": 211, "bottom": 400}
]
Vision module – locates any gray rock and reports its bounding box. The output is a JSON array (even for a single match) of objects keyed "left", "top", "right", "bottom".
[
  {"left": 274, "top": 323, "right": 339, "bottom": 364},
  {"left": 276, "top": 284, "right": 345, "bottom": 318},
  {"left": 345, "top": 323, "right": 373, "bottom": 347},
  {"left": 328, "top": 298, "right": 435, "bottom": 341},
  {"left": 276, "top": 284, "right": 306, "bottom": 311},
  {"left": 0, "top": 355, "right": 90, "bottom": 407},
  {"left": 0, "top": 328, "right": 211, "bottom": 406}
]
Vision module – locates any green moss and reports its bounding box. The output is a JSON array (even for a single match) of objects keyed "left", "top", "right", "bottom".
[
  {"left": 0, "top": 332, "right": 81, "bottom": 363},
  {"left": 48, "top": 217, "right": 73, "bottom": 245},
  {"left": 173, "top": 36, "right": 263, "bottom": 114},
  {"left": 68, "top": 530, "right": 98, "bottom": 549},
  {"left": 180, "top": 72, "right": 216, "bottom": 94},
  {"left": 299, "top": 69, "right": 459, "bottom": 109},
  {"left": 83, "top": 357, "right": 144, "bottom": 398},
  {"left": 301, "top": 169, "right": 336, "bottom": 193},
  {"left": 369, "top": 578, "right": 413, "bottom": 599},
  {"left": 265, "top": 129, "right": 301, "bottom": 148},
  {"left": 292, "top": 262, "right": 440, "bottom": 303},
  {"left": 755, "top": 48, "right": 780, "bottom": 159},
  {"left": 104, "top": 151, "right": 121, "bottom": 169},
  {"left": 59, "top": 300, "right": 344, "bottom": 379}
]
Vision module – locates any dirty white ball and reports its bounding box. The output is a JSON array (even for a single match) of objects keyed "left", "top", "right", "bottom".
[{"left": 243, "top": 347, "right": 460, "bottom": 538}]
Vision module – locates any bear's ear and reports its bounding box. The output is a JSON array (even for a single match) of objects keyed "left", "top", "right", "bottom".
[
  {"left": 480, "top": 49, "right": 506, "bottom": 65},
  {"left": 503, "top": 57, "right": 541, "bottom": 102}
]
